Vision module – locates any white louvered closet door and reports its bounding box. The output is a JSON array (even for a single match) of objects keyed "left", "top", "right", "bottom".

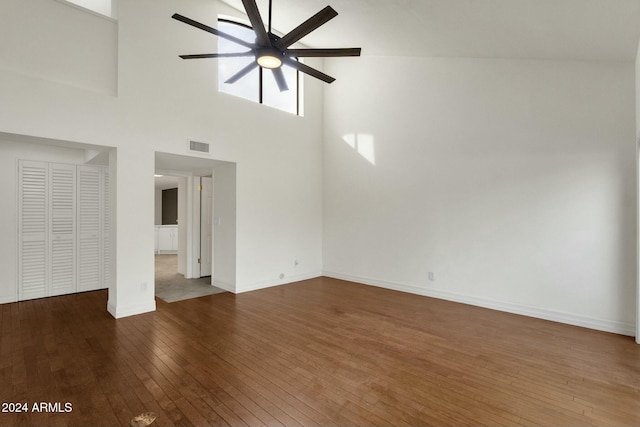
[
  {"left": 49, "top": 163, "right": 77, "bottom": 297},
  {"left": 18, "top": 161, "right": 48, "bottom": 300},
  {"left": 77, "top": 166, "right": 101, "bottom": 292},
  {"left": 18, "top": 161, "right": 109, "bottom": 301}
]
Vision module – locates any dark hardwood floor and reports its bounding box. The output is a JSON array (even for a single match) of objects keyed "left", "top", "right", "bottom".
[{"left": 1, "top": 277, "right": 639, "bottom": 426}]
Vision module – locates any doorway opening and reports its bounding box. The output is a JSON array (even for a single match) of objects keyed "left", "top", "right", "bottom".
[{"left": 153, "top": 152, "right": 237, "bottom": 302}]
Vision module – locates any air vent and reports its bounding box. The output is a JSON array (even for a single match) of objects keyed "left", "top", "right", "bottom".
[{"left": 188, "top": 140, "right": 210, "bottom": 154}]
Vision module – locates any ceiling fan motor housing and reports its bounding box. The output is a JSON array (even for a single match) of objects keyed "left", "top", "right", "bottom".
[{"left": 256, "top": 47, "right": 284, "bottom": 68}]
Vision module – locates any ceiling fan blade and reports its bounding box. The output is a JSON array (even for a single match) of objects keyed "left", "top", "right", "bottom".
[
  {"left": 225, "top": 61, "right": 259, "bottom": 84},
  {"left": 275, "top": 6, "right": 338, "bottom": 49},
  {"left": 241, "top": 0, "right": 271, "bottom": 47},
  {"left": 271, "top": 67, "right": 289, "bottom": 92},
  {"left": 283, "top": 57, "right": 335, "bottom": 84},
  {"left": 172, "top": 13, "right": 256, "bottom": 49},
  {"left": 285, "top": 48, "right": 361, "bottom": 57},
  {"left": 180, "top": 51, "right": 254, "bottom": 59}
]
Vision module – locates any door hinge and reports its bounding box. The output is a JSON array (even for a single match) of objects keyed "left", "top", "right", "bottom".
[
  {"left": 197, "top": 258, "right": 201, "bottom": 264},
  {"left": 197, "top": 185, "right": 202, "bottom": 191}
]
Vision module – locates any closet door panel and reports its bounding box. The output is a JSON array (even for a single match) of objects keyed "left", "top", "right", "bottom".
[
  {"left": 18, "top": 161, "right": 48, "bottom": 300},
  {"left": 50, "top": 163, "right": 76, "bottom": 296}
]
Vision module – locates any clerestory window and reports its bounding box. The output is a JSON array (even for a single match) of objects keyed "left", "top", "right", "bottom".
[
  {"left": 218, "top": 18, "right": 302, "bottom": 116},
  {"left": 59, "top": 0, "right": 115, "bottom": 19}
]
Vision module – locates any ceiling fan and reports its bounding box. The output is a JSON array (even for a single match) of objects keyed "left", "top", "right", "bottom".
[{"left": 172, "top": 0, "right": 361, "bottom": 92}]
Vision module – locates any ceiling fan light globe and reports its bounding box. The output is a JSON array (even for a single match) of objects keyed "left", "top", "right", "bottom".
[{"left": 257, "top": 54, "right": 282, "bottom": 69}]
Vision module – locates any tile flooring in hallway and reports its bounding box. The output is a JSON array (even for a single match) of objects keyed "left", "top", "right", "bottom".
[{"left": 154, "top": 254, "right": 226, "bottom": 303}]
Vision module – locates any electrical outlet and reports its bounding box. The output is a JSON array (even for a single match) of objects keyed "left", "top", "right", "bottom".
[
  {"left": 428, "top": 272, "right": 435, "bottom": 281},
  {"left": 141, "top": 282, "right": 148, "bottom": 291},
  {"left": 294, "top": 259, "right": 299, "bottom": 267}
]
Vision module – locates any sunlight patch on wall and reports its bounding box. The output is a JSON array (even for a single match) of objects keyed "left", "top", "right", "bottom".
[{"left": 343, "top": 133, "right": 376, "bottom": 165}]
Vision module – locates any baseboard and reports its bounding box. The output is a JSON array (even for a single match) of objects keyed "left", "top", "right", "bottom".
[
  {"left": 107, "top": 299, "right": 156, "bottom": 319},
  {"left": 0, "top": 295, "right": 16, "bottom": 304},
  {"left": 323, "top": 271, "right": 636, "bottom": 337},
  {"left": 237, "top": 271, "right": 323, "bottom": 294}
]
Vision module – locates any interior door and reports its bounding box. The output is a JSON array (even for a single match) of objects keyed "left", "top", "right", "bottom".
[{"left": 200, "top": 177, "right": 213, "bottom": 277}]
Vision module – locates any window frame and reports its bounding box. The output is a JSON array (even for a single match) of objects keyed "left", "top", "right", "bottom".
[
  {"left": 218, "top": 18, "right": 301, "bottom": 116},
  {"left": 55, "top": 0, "right": 117, "bottom": 21}
]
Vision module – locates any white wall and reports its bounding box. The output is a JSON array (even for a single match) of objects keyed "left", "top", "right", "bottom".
[
  {"left": 0, "top": 0, "right": 117, "bottom": 95},
  {"left": 213, "top": 162, "right": 237, "bottom": 291},
  {"left": 324, "top": 56, "right": 637, "bottom": 335},
  {"left": 0, "top": 0, "right": 324, "bottom": 316},
  {"left": 0, "top": 139, "right": 89, "bottom": 303},
  {"left": 636, "top": 40, "right": 640, "bottom": 343},
  {"left": 637, "top": 41, "right": 640, "bottom": 140}
]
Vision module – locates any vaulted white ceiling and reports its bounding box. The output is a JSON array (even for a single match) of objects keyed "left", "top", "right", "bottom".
[{"left": 220, "top": 0, "right": 640, "bottom": 61}]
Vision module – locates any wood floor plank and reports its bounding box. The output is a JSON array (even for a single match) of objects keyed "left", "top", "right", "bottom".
[
  {"left": 227, "top": 295, "right": 507, "bottom": 425},
  {"left": 1, "top": 278, "right": 639, "bottom": 426},
  {"left": 149, "top": 309, "right": 319, "bottom": 427},
  {"left": 230, "top": 317, "right": 430, "bottom": 425},
  {"left": 161, "top": 300, "right": 404, "bottom": 425},
  {"left": 120, "top": 324, "right": 254, "bottom": 427},
  {"left": 219, "top": 330, "right": 390, "bottom": 426}
]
